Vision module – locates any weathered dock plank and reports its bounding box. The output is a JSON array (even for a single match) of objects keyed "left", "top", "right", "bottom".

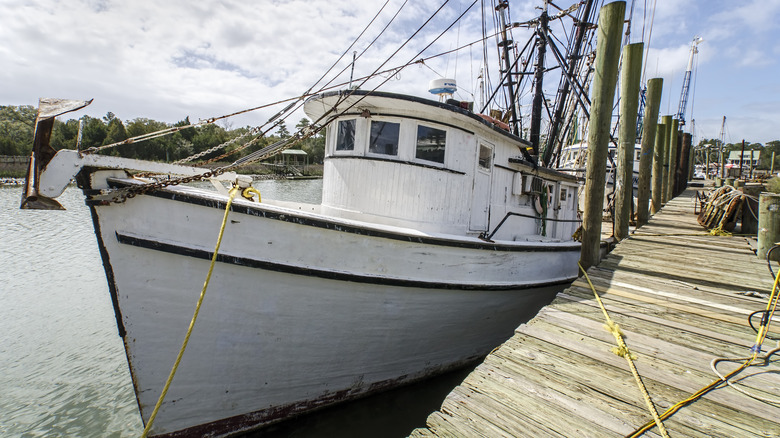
[{"left": 412, "top": 188, "right": 780, "bottom": 437}]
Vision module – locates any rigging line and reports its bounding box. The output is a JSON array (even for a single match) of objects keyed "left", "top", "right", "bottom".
[
  {"left": 624, "top": 0, "right": 637, "bottom": 44},
  {"left": 197, "top": 0, "right": 410, "bottom": 164},
  {"left": 543, "top": 32, "right": 591, "bottom": 117},
  {"left": 306, "top": 0, "right": 456, "bottom": 130},
  {"left": 481, "top": 0, "right": 490, "bottom": 109},
  {"left": 304, "top": 0, "right": 392, "bottom": 95},
  {"left": 315, "top": 0, "right": 410, "bottom": 95},
  {"left": 453, "top": 17, "right": 461, "bottom": 78},
  {"left": 320, "top": 0, "right": 481, "bottom": 127},
  {"left": 480, "top": 32, "right": 534, "bottom": 114},
  {"left": 229, "top": 0, "right": 477, "bottom": 168},
  {"left": 250, "top": 0, "right": 411, "bottom": 147},
  {"left": 94, "top": 3, "right": 396, "bottom": 158},
  {"left": 249, "top": 0, "right": 410, "bottom": 145},
  {"left": 689, "top": 49, "right": 698, "bottom": 132},
  {"left": 641, "top": 0, "right": 658, "bottom": 84}
]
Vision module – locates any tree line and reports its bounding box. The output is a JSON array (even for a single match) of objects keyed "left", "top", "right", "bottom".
[{"left": 0, "top": 105, "right": 325, "bottom": 165}]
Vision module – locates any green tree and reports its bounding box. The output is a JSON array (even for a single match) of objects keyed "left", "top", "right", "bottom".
[
  {"left": 105, "top": 117, "right": 128, "bottom": 146},
  {"left": 760, "top": 140, "right": 780, "bottom": 171},
  {"left": 276, "top": 120, "right": 290, "bottom": 139},
  {"left": 50, "top": 119, "right": 80, "bottom": 150},
  {"left": 0, "top": 105, "right": 36, "bottom": 155},
  {"left": 295, "top": 118, "right": 325, "bottom": 163},
  {"left": 80, "top": 116, "right": 108, "bottom": 150}
]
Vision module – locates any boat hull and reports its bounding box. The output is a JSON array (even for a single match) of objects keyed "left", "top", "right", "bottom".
[{"left": 87, "top": 183, "right": 579, "bottom": 437}]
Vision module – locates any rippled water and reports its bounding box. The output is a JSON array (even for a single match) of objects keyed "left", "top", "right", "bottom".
[
  {"left": 0, "top": 181, "right": 325, "bottom": 437},
  {"left": 0, "top": 186, "right": 142, "bottom": 437}
]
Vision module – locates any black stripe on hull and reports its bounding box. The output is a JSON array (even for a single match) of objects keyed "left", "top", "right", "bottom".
[
  {"left": 103, "top": 179, "right": 584, "bottom": 254},
  {"left": 116, "top": 232, "right": 577, "bottom": 291}
]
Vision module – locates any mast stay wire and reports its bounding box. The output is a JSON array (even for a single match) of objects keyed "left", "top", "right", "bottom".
[{"left": 228, "top": 0, "right": 483, "bottom": 168}]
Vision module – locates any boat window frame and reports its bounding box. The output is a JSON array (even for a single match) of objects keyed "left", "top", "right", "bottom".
[
  {"left": 335, "top": 118, "right": 357, "bottom": 152},
  {"left": 414, "top": 124, "right": 447, "bottom": 165},
  {"left": 367, "top": 119, "right": 401, "bottom": 157},
  {"left": 477, "top": 143, "right": 493, "bottom": 173}
]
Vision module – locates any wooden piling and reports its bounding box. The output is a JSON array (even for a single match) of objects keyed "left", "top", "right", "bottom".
[
  {"left": 651, "top": 122, "right": 666, "bottom": 214},
  {"left": 676, "top": 132, "right": 692, "bottom": 196},
  {"left": 614, "top": 43, "right": 643, "bottom": 240},
  {"left": 579, "top": 0, "right": 626, "bottom": 270},
  {"left": 636, "top": 78, "right": 662, "bottom": 226},
  {"left": 758, "top": 192, "right": 780, "bottom": 261},
  {"left": 660, "top": 115, "right": 672, "bottom": 204},
  {"left": 665, "top": 118, "right": 679, "bottom": 202}
]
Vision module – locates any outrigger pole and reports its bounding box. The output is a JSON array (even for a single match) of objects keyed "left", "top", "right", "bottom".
[
  {"left": 541, "top": 0, "right": 595, "bottom": 167},
  {"left": 528, "top": 1, "right": 548, "bottom": 158},
  {"left": 495, "top": 0, "right": 520, "bottom": 137}
]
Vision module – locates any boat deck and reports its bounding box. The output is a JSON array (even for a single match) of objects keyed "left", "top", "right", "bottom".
[{"left": 411, "top": 188, "right": 780, "bottom": 437}]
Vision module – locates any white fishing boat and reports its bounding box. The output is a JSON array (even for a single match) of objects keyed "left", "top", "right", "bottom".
[
  {"left": 19, "top": 1, "right": 597, "bottom": 436},
  {"left": 21, "top": 89, "right": 582, "bottom": 436},
  {"left": 558, "top": 141, "right": 641, "bottom": 211}
]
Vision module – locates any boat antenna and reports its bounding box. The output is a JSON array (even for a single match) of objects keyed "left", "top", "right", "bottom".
[{"left": 348, "top": 51, "right": 357, "bottom": 89}]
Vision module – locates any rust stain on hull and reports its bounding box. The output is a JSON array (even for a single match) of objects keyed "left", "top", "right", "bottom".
[{"left": 152, "top": 357, "right": 482, "bottom": 438}]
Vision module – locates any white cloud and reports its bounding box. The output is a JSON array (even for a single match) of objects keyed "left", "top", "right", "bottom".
[{"left": 1, "top": 0, "right": 777, "bottom": 144}]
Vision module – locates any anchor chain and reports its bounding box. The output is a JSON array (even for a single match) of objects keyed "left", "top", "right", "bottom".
[{"left": 98, "top": 168, "right": 227, "bottom": 204}]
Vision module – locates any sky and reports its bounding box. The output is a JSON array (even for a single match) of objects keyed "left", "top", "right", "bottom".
[{"left": 2, "top": 0, "right": 778, "bottom": 146}]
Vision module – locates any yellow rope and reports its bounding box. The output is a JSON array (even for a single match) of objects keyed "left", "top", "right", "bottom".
[
  {"left": 577, "top": 262, "right": 670, "bottom": 438},
  {"left": 626, "top": 259, "right": 780, "bottom": 437},
  {"left": 242, "top": 187, "right": 261, "bottom": 202},
  {"left": 140, "top": 186, "right": 240, "bottom": 438}
]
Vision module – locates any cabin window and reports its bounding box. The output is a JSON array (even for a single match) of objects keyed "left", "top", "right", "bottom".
[
  {"left": 415, "top": 125, "right": 446, "bottom": 163},
  {"left": 336, "top": 119, "right": 356, "bottom": 151},
  {"left": 369, "top": 121, "right": 400, "bottom": 155},
  {"left": 478, "top": 144, "right": 492, "bottom": 171}
]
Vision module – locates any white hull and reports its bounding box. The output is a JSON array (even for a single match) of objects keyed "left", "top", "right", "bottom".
[{"left": 92, "top": 181, "right": 578, "bottom": 436}]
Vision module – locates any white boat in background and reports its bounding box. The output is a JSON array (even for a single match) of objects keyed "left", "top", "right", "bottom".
[{"left": 558, "top": 141, "right": 641, "bottom": 212}]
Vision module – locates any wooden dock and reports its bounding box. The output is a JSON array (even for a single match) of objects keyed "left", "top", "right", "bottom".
[{"left": 411, "top": 188, "right": 780, "bottom": 437}]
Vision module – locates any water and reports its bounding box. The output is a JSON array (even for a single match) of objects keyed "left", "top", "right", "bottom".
[{"left": 0, "top": 180, "right": 479, "bottom": 437}]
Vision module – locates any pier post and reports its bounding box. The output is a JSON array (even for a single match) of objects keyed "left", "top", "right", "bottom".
[
  {"left": 580, "top": 0, "right": 625, "bottom": 269},
  {"left": 651, "top": 122, "right": 666, "bottom": 214},
  {"left": 660, "top": 115, "right": 672, "bottom": 204},
  {"left": 758, "top": 192, "right": 780, "bottom": 262},
  {"left": 614, "top": 42, "right": 643, "bottom": 240},
  {"left": 636, "top": 78, "right": 662, "bottom": 226},
  {"left": 679, "top": 132, "right": 692, "bottom": 195},
  {"left": 665, "top": 118, "right": 679, "bottom": 202}
]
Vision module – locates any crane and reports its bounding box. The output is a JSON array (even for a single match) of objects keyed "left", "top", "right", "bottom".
[{"left": 677, "top": 36, "right": 704, "bottom": 128}]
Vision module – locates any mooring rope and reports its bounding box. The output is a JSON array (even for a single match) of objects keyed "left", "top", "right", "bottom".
[
  {"left": 577, "top": 262, "right": 671, "bottom": 438},
  {"left": 140, "top": 185, "right": 240, "bottom": 438},
  {"left": 625, "top": 253, "right": 780, "bottom": 437}
]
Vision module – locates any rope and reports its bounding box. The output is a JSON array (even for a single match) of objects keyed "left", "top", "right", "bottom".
[
  {"left": 626, "top": 258, "right": 780, "bottom": 437},
  {"left": 242, "top": 187, "right": 261, "bottom": 202},
  {"left": 140, "top": 186, "right": 240, "bottom": 438},
  {"left": 577, "top": 262, "right": 671, "bottom": 438}
]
